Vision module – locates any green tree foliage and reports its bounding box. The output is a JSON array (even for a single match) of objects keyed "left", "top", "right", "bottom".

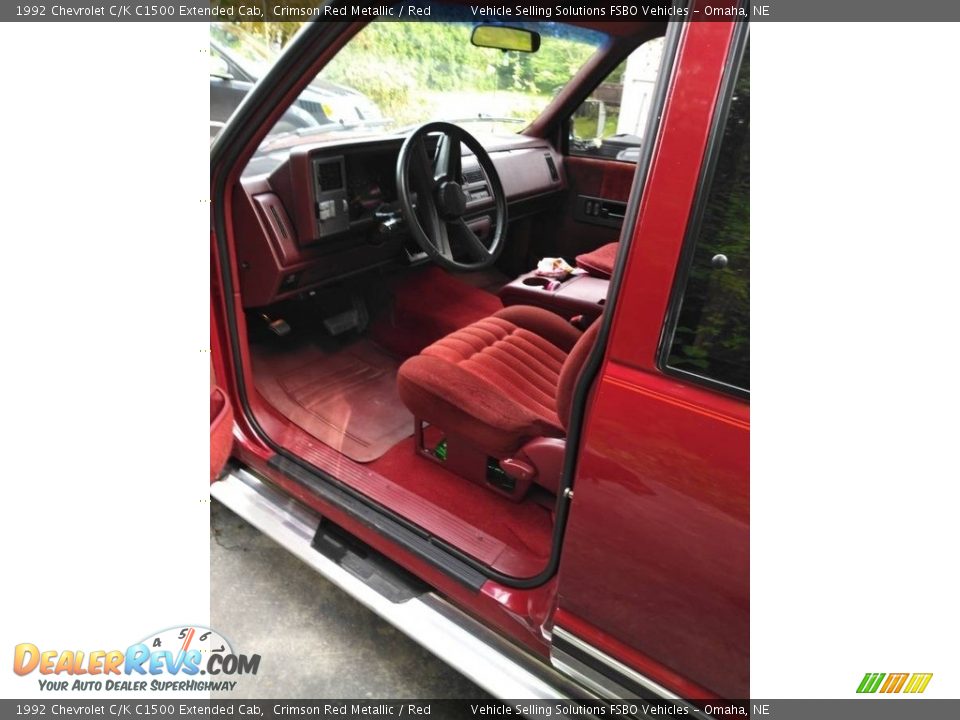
[
  {"left": 217, "top": 19, "right": 598, "bottom": 126},
  {"left": 317, "top": 21, "right": 595, "bottom": 93}
]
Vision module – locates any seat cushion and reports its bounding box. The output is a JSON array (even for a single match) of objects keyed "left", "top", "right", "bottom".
[{"left": 397, "top": 306, "right": 582, "bottom": 456}]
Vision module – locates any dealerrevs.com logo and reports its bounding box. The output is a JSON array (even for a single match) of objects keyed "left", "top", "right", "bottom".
[
  {"left": 13, "top": 626, "right": 260, "bottom": 692},
  {"left": 857, "top": 672, "right": 933, "bottom": 694}
]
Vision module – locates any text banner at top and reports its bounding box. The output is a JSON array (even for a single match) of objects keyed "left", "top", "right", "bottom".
[{"left": 6, "top": 0, "right": 960, "bottom": 23}]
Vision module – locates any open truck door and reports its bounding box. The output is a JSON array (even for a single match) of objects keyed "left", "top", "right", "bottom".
[{"left": 552, "top": 18, "right": 750, "bottom": 702}]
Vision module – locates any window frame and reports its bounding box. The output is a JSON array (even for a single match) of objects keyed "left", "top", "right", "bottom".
[{"left": 657, "top": 22, "right": 750, "bottom": 401}]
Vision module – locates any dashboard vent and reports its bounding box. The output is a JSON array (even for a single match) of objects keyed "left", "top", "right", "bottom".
[
  {"left": 462, "top": 168, "right": 484, "bottom": 184},
  {"left": 316, "top": 160, "right": 344, "bottom": 192},
  {"left": 252, "top": 193, "right": 298, "bottom": 257},
  {"left": 269, "top": 205, "right": 289, "bottom": 240},
  {"left": 544, "top": 153, "right": 559, "bottom": 182}
]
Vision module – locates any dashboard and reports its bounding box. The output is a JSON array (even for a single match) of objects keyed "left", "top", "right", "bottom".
[{"left": 233, "top": 134, "right": 567, "bottom": 309}]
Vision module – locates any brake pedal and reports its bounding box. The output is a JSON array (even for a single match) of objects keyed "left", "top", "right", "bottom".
[{"left": 321, "top": 294, "right": 369, "bottom": 336}]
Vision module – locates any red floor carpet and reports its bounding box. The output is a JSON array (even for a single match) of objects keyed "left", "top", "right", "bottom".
[{"left": 371, "top": 266, "right": 504, "bottom": 358}]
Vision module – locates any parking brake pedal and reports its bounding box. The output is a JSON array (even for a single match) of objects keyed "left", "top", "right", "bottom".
[{"left": 260, "top": 313, "right": 291, "bottom": 337}]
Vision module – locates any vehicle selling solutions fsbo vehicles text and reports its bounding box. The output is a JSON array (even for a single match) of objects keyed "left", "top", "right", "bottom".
[{"left": 469, "top": 5, "right": 691, "bottom": 18}]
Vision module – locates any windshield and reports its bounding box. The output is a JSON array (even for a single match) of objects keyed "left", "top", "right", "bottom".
[
  {"left": 211, "top": 14, "right": 607, "bottom": 142},
  {"left": 317, "top": 19, "right": 605, "bottom": 135}
]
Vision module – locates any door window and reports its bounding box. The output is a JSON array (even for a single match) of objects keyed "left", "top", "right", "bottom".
[
  {"left": 569, "top": 37, "right": 664, "bottom": 162},
  {"left": 664, "top": 40, "right": 750, "bottom": 393}
]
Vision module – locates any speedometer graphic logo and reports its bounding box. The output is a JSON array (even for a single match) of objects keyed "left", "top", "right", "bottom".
[
  {"left": 135, "top": 625, "right": 259, "bottom": 678},
  {"left": 141, "top": 625, "right": 234, "bottom": 672}
]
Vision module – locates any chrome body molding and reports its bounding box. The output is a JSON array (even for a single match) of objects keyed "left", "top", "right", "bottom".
[
  {"left": 551, "top": 626, "right": 679, "bottom": 700},
  {"left": 211, "top": 466, "right": 590, "bottom": 702},
  {"left": 550, "top": 627, "right": 711, "bottom": 718}
]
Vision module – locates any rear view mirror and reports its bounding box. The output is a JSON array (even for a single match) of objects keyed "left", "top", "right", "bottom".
[{"left": 471, "top": 25, "right": 541, "bottom": 53}]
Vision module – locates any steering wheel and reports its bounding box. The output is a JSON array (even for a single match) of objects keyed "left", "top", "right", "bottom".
[{"left": 396, "top": 122, "right": 508, "bottom": 271}]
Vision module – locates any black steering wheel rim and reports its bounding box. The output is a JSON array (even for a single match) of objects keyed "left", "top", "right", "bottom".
[{"left": 396, "top": 121, "right": 508, "bottom": 272}]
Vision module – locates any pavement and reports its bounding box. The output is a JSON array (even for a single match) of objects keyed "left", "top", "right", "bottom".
[{"left": 210, "top": 499, "right": 489, "bottom": 700}]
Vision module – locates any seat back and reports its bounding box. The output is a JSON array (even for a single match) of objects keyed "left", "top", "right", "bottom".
[{"left": 556, "top": 320, "right": 602, "bottom": 430}]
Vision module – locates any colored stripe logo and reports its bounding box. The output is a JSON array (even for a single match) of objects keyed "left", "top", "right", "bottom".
[{"left": 857, "top": 672, "right": 932, "bottom": 694}]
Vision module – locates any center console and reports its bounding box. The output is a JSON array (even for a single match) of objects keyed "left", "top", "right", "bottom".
[{"left": 499, "top": 271, "right": 608, "bottom": 324}]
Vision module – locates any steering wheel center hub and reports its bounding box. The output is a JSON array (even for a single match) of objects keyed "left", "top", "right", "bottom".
[{"left": 436, "top": 180, "right": 467, "bottom": 219}]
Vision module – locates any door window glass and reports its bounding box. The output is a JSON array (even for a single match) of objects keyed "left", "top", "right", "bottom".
[
  {"left": 665, "top": 41, "right": 750, "bottom": 392},
  {"left": 570, "top": 37, "right": 664, "bottom": 162}
]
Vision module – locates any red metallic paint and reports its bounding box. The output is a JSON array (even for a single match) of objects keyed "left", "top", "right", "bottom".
[{"left": 554, "top": 19, "right": 748, "bottom": 699}]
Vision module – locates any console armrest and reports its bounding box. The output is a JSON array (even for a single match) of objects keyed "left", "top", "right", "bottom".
[{"left": 499, "top": 271, "right": 608, "bottom": 324}]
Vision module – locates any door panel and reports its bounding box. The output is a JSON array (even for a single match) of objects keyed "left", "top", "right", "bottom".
[
  {"left": 557, "top": 369, "right": 748, "bottom": 699},
  {"left": 543, "top": 32, "right": 666, "bottom": 263},
  {"left": 554, "top": 17, "right": 748, "bottom": 700},
  {"left": 544, "top": 156, "right": 636, "bottom": 261},
  {"left": 210, "top": 369, "right": 234, "bottom": 481}
]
